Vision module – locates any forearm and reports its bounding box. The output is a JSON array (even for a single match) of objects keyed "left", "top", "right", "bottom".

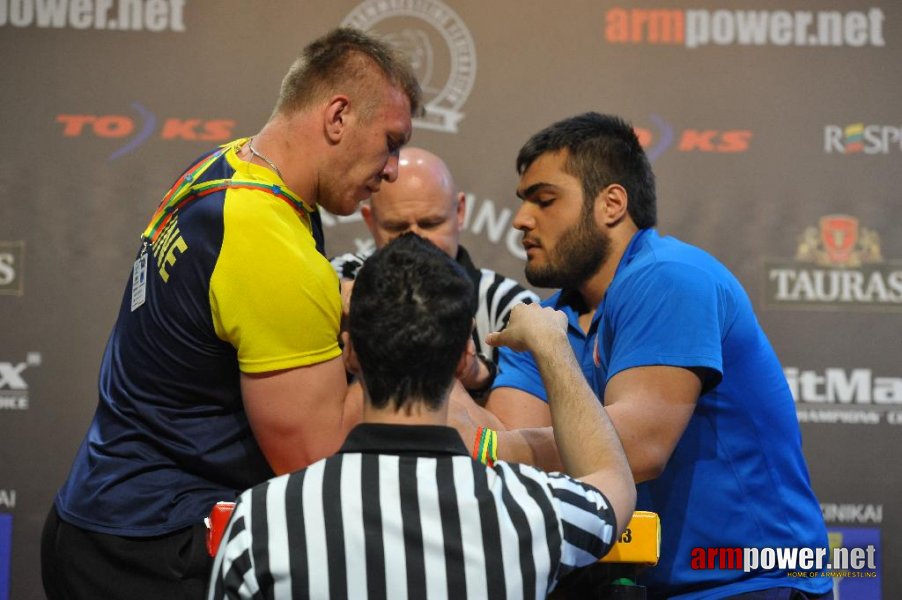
[
  {"left": 448, "top": 382, "right": 563, "bottom": 470},
  {"left": 450, "top": 380, "right": 506, "bottom": 430},
  {"left": 602, "top": 366, "right": 702, "bottom": 483},
  {"left": 532, "top": 338, "right": 630, "bottom": 481},
  {"left": 533, "top": 339, "right": 636, "bottom": 532},
  {"left": 483, "top": 303, "right": 635, "bottom": 532},
  {"left": 497, "top": 427, "right": 564, "bottom": 472}
]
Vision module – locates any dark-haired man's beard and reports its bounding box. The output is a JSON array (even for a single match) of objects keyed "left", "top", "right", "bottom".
[{"left": 525, "top": 213, "right": 610, "bottom": 290}]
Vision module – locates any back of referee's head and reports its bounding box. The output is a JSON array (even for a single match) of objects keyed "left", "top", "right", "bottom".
[{"left": 349, "top": 233, "right": 475, "bottom": 412}]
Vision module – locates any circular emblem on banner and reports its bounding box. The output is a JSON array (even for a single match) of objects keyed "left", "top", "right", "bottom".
[{"left": 342, "top": 0, "right": 477, "bottom": 133}]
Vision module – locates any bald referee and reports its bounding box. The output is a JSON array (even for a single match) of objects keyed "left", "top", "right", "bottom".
[{"left": 208, "top": 233, "right": 635, "bottom": 599}]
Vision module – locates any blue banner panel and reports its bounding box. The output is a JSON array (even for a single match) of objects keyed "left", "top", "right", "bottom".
[
  {"left": 828, "top": 526, "right": 881, "bottom": 600},
  {"left": 0, "top": 514, "right": 11, "bottom": 600}
]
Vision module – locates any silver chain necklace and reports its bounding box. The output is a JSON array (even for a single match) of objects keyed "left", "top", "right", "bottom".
[{"left": 247, "top": 137, "right": 284, "bottom": 181}]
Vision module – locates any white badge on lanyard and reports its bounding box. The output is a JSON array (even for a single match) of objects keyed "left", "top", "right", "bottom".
[{"left": 131, "top": 247, "right": 148, "bottom": 311}]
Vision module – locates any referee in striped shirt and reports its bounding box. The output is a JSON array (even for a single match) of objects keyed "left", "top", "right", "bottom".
[{"left": 208, "top": 234, "right": 636, "bottom": 599}]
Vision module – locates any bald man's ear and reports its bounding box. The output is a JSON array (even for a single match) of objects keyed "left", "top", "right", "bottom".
[
  {"left": 455, "top": 191, "right": 467, "bottom": 230},
  {"left": 324, "top": 95, "right": 350, "bottom": 144}
]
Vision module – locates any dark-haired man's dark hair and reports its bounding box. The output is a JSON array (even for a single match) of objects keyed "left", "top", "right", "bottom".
[
  {"left": 275, "top": 27, "right": 422, "bottom": 120},
  {"left": 516, "top": 112, "right": 657, "bottom": 229},
  {"left": 349, "top": 234, "right": 474, "bottom": 411}
]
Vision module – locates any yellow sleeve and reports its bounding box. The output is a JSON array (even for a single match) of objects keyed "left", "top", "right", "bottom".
[{"left": 209, "top": 188, "right": 342, "bottom": 373}]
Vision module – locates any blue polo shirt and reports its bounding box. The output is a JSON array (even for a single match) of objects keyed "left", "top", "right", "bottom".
[{"left": 493, "top": 229, "right": 830, "bottom": 598}]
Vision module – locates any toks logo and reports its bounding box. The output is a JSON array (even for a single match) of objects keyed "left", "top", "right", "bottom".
[
  {"left": 634, "top": 114, "right": 752, "bottom": 161},
  {"left": 824, "top": 123, "right": 902, "bottom": 155},
  {"left": 764, "top": 215, "right": 902, "bottom": 311},
  {"left": 56, "top": 102, "right": 235, "bottom": 160}
]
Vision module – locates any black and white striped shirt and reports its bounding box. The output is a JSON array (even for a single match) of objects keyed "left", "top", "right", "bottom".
[
  {"left": 208, "top": 424, "right": 617, "bottom": 600},
  {"left": 331, "top": 246, "right": 540, "bottom": 365}
]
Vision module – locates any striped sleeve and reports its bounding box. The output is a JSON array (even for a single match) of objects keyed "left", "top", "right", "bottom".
[
  {"left": 492, "top": 462, "right": 559, "bottom": 600},
  {"left": 544, "top": 472, "right": 617, "bottom": 575},
  {"left": 208, "top": 492, "right": 263, "bottom": 600},
  {"left": 474, "top": 269, "right": 541, "bottom": 361},
  {"left": 330, "top": 251, "right": 370, "bottom": 280}
]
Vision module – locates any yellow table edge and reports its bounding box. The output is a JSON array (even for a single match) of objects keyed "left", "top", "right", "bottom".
[{"left": 600, "top": 510, "right": 661, "bottom": 566}]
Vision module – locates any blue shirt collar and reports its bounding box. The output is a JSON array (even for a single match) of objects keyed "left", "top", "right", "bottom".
[{"left": 551, "top": 228, "right": 655, "bottom": 334}]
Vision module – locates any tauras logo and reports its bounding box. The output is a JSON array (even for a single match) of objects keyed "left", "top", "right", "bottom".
[
  {"left": 0, "top": 352, "right": 41, "bottom": 410},
  {"left": 786, "top": 367, "right": 901, "bottom": 405},
  {"left": 0, "top": 241, "right": 24, "bottom": 296},
  {"left": 764, "top": 215, "right": 902, "bottom": 311},
  {"left": 342, "top": 0, "right": 476, "bottom": 133}
]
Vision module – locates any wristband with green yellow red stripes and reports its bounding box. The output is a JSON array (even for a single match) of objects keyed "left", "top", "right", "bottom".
[{"left": 472, "top": 426, "right": 498, "bottom": 467}]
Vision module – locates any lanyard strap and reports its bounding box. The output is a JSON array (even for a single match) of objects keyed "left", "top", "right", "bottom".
[{"left": 141, "top": 141, "right": 313, "bottom": 244}]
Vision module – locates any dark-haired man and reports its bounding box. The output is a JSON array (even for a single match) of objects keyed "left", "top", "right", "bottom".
[
  {"left": 208, "top": 234, "right": 636, "bottom": 599},
  {"left": 42, "top": 28, "right": 421, "bottom": 599},
  {"left": 477, "top": 112, "right": 832, "bottom": 598}
]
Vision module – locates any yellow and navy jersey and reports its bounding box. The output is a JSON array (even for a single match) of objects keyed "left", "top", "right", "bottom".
[{"left": 56, "top": 139, "right": 342, "bottom": 536}]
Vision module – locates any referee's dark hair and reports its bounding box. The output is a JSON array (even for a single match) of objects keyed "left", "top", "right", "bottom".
[{"left": 349, "top": 233, "right": 475, "bottom": 411}]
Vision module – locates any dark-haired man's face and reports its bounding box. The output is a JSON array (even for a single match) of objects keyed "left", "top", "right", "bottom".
[{"left": 513, "top": 151, "right": 609, "bottom": 289}]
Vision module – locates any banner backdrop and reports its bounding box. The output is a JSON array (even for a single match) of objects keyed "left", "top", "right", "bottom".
[{"left": 1, "top": 1, "right": 898, "bottom": 597}]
